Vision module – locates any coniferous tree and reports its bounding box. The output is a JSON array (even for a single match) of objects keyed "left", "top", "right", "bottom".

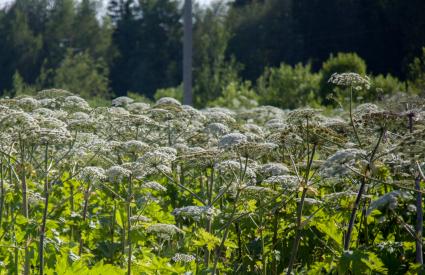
[
  {"left": 193, "top": 3, "right": 240, "bottom": 107},
  {"left": 108, "top": 0, "right": 182, "bottom": 97},
  {"left": 52, "top": 49, "right": 110, "bottom": 98},
  {"left": 0, "top": 5, "right": 42, "bottom": 94}
]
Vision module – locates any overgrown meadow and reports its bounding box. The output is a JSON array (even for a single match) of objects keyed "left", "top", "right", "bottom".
[{"left": 0, "top": 73, "right": 424, "bottom": 274}]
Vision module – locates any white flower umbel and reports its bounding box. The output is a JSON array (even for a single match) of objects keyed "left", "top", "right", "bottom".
[
  {"left": 172, "top": 253, "right": 196, "bottom": 263},
  {"left": 205, "top": 123, "right": 230, "bottom": 137},
  {"left": 203, "top": 110, "right": 236, "bottom": 125},
  {"left": 106, "top": 165, "right": 131, "bottom": 183},
  {"left": 172, "top": 206, "right": 218, "bottom": 221},
  {"left": 366, "top": 191, "right": 411, "bottom": 216},
  {"left": 328, "top": 72, "right": 371, "bottom": 90},
  {"left": 17, "top": 97, "right": 39, "bottom": 111},
  {"left": 260, "top": 163, "right": 290, "bottom": 177},
  {"left": 155, "top": 97, "right": 182, "bottom": 107},
  {"left": 112, "top": 96, "right": 134, "bottom": 107},
  {"left": 320, "top": 148, "right": 367, "bottom": 178},
  {"left": 127, "top": 102, "right": 150, "bottom": 113},
  {"left": 218, "top": 133, "right": 248, "bottom": 150},
  {"left": 141, "top": 181, "right": 167, "bottom": 192},
  {"left": 215, "top": 160, "right": 256, "bottom": 183},
  {"left": 122, "top": 140, "right": 150, "bottom": 155},
  {"left": 63, "top": 96, "right": 91, "bottom": 112},
  {"left": 146, "top": 223, "right": 184, "bottom": 240},
  {"left": 79, "top": 166, "right": 106, "bottom": 183},
  {"left": 35, "top": 116, "right": 71, "bottom": 145},
  {"left": 137, "top": 147, "right": 177, "bottom": 167},
  {"left": 240, "top": 185, "right": 276, "bottom": 200},
  {"left": 36, "top": 89, "right": 73, "bottom": 99},
  {"left": 263, "top": 175, "right": 299, "bottom": 190}
]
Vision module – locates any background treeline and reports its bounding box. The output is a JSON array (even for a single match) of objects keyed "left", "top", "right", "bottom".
[{"left": 1, "top": 0, "right": 425, "bottom": 109}]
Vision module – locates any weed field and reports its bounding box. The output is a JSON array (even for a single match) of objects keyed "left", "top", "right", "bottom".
[{"left": 0, "top": 74, "right": 424, "bottom": 274}]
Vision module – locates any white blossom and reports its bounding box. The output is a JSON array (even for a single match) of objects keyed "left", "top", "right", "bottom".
[
  {"left": 79, "top": 166, "right": 106, "bottom": 182},
  {"left": 112, "top": 96, "right": 134, "bottom": 107},
  {"left": 320, "top": 149, "right": 367, "bottom": 178},
  {"left": 147, "top": 223, "right": 184, "bottom": 239},
  {"left": 172, "top": 206, "right": 218, "bottom": 221},
  {"left": 218, "top": 133, "right": 248, "bottom": 149},
  {"left": 172, "top": 253, "right": 196, "bottom": 263},
  {"left": 260, "top": 163, "right": 290, "bottom": 177},
  {"left": 328, "top": 72, "right": 371, "bottom": 90},
  {"left": 106, "top": 165, "right": 131, "bottom": 183},
  {"left": 141, "top": 181, "right": 167, "bottom": 192}
]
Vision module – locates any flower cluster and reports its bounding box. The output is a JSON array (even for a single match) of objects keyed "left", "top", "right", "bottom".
[
  {"left": 328, "top": 72, "right": 371, "bottom": 90},
  {"left": 172, "top": 206, "right": 218, "bottom": 221},
  {"left": 172, "top": 253, "right": 196, "bottom": 263},
  {"left": 147, "top": 223, "right": 184, "bottom": 240}
]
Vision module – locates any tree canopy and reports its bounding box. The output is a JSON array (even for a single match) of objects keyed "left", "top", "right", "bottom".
[{"left": 0, "top": 0, "right": 424, "bottom": 107}]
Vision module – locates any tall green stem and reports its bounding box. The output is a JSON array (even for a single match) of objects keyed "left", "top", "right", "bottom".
[
  {"left": 127, "top": 175, "right": 133, "bottom": 275},
  {"left": 349, "top": 86, "right": 363, "bottom": 148},
  {"left": 111, "top": 183, "right": 118, "bottom": 262},
  {"left": 344, "top": 128, "right": 384, "bottom": 250},
  {"left": 409, "top": 113, "right": 423, "bottom": 264},
  {"left": 204, "top": 166, "right": 214, "bottom": 268},
  {"left": 286, "top": 144, "right": 316, "bottom": 275},
  {"left": 39, "top": 144, "right": 49, "bottom": 275},
  {"left": 79, "top": 181, "right": 92, "bottom": 256},
  {"left": 415, "top": 176, "right": 423, "bottom": 264},
  {"left": 0, "top": 158, "right": 4, "bottom": 229},
  {"left": 211, "top": 189, "right": 241, "bottom": 275},
  {"left": 20, "top": 139, "right": 30, "bottom": 275}
]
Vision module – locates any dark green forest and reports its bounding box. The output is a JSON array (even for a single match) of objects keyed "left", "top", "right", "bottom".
[{"left": 1, "top": 0, "right": 425, "bottom": 108}]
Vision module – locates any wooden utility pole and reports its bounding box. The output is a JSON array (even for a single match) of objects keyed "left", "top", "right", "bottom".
[{"left": 183, "top": 0, "right": 193, "bottom": 105}]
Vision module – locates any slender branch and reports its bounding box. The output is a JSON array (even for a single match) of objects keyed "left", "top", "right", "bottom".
[
  {"left": 345, "top": 165, "right": 425, "bottom": 194},
  {"left": 78, "top": 181, "right": 92, "bottom": 256},
  {"left": 0, "top": 159, "right": 4, "bottom": 229},
  {"left": 39, "top": 143, "right": 49, "bottom": 275},
  {"left": 127, "top": 174, "right": 133, "bottom": 275},
  {"left": 344, "top": 128, "right": 385, "bottom": 251},
  {"left": 287, "top": 143, "right": 317, "bottom": 275},
  {"left": 415, "top": 175, "right": 423, "bottom": 264},
  {"left": 349, "top": 86, "right": 363, "bottom": 148}
]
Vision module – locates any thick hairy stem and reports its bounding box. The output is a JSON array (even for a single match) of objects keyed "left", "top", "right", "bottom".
[
  {"left": 409, "top": 114, "right": 423, "bottom": 264},
  {"left": 204, "top": 217, "right": 212, "bottom": 267},
  {"left": 356, "top": 200, "right": 369, "bottom": 248},
  {"left": 111, "top": 184, "right": 118, "bottom": 261},
  {"left": 20, "top": 141, "right": 30, "bottom": 275},
  {"left": 7, "top": 157, "right": 18, "bottom": 272},
  {"left": 127, "top": 175, "right": 133, "bottom": 275},
  {"left": 349, "top": 86, "right": 363, "bottom": 148},
  {"left": 286, "top": 144, "right": 316, "bottom": 275},
  {"left": 260, "top": 210, "right": 266, "bottom": 274},
  {"left": 362, "top": 201, "right": 369, "bottom": 245},
  {"left": 70, "top": 182, "right": 75, "bottom": 241},
  {"left": 344, "top": 180, "right": 366, "bottom": 251},
  {"left": 415, "top": 176, "right": 423, "bottom": 264},
  {"left": 271, "top": 210, "right": 279, "bottom": 275},
  {"left": 0, "top": 160, "right": 4, "bottom": 229},
  {"left": 344, "top": 129, "right": 384, "bottom": 250},
  {"left": 211, "top": 190, "right": 241, "bottom": 275},
  {"left": 204, "top": 167, "right": 214, "bottom": 267},
  {"left": 39, "top": 144, "right": 49, "bottom": 275},
  {"left": 236, "top": 222, "right": 242, "bottom": 262},
  {"left": 79, "top": 182, "right": 92, "bottom": 256}
]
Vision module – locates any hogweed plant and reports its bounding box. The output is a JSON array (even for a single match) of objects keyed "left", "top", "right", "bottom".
[{"left": 0, "top": 87, "right": 424, "bottom": 274}]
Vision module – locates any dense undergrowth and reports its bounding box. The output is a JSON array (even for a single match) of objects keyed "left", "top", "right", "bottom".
[{"left": 0, "top": 73, "right": 424, "bottom": 274}]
